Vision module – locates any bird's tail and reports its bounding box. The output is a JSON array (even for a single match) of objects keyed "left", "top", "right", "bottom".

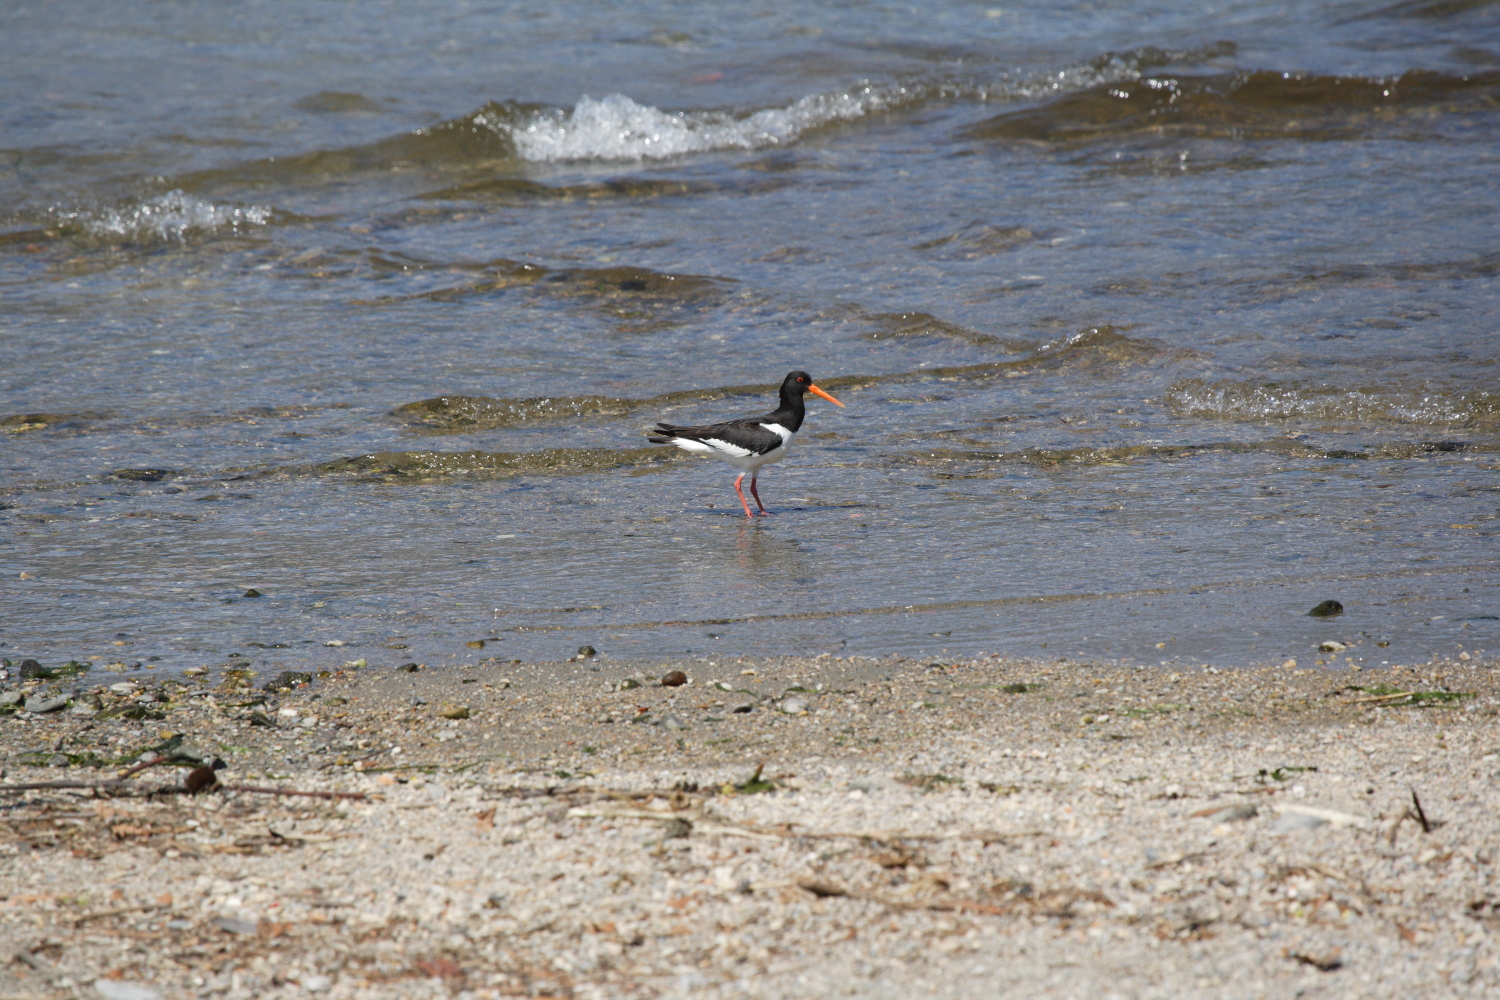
[{"left": 647, "top": 422, "right": 680, "bottom": 444}]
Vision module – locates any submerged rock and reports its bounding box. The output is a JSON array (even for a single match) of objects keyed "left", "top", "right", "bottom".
[{"left": 1308, "top": 600, "right": 1343, "bottom": 618}]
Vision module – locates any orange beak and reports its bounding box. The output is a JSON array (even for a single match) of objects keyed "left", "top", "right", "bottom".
[{"left": 808, "top": 384, "right": 845, "bottom": 407}]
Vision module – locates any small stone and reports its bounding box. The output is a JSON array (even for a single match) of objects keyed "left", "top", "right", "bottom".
[
  {"left": 577, "top": 645, "right": 598, "bottom": 658},
  {"left": 396, "top": 662, "right": 420, "bottom": 673},
  {"left": 466, "top": 639, "right": 485, "bottom": 649},
  {"left": 661, "top": 670, "right": 688, "bottom": 687},
  {"left": 440, "top": 705, "right": 471, "bottom": 720},
  {"left": 324, "top": 639, "right": 346, "bottom": 646},
  {"left": 1270, "top": 812, "right": 1328, "bottom": 834},
  {"left": 301, "top": 974, "right": 332, "bottom": 993},
  {"left": 212, "top": 916, "right": 259, "bottom": 935},
  {"left": 1318, "top": 640, "right": 1347, "bottom": 653},
  {"left": 780, "top": 698, "right": 809, "bottom": 715},
  {"left": 616, "top": 678, "right": 642, "bottom": 691},
  {"left": 1281, "top": 659, "right": 1297, "bottom": 669},
  {"left": 19, "top": 659, "right": 51, "bottom": 679},
  {"left": 109, "top": 682, "right": 139, "bottom": 695},
  {"left": 1459, "top": 651, "right": 1471, "bottom": 661},
  {"left": 183, "top": 666, "right": 209, "bottom": 677},
  {"left": 25, "top": 695, "right": 69, "bottom": 714},
  {"left": 48, "top": 752, "right": 70, "bottom": 767},
  {"left": 242, "top": 588, "right": 262, "bottom": 598},
  {"left": 264, "top": 671, "right": 313, "bottom": 692},
  {"left": 70, "top": 693, "right": 102, "bottom": 717},
  {"left": 94, "top": 980, "right": 164, "bottom": 1000},
  {"left": 1308, "top": 600, "right": 1343, "bottom": 618},
  {"left": 1203, "top": 803, "right": 1258, "bottom": 823},
  {"left": 434, "top": 730, "right": 459, "bottom": 741},
  {"left": 732, "top": 702, "right": 755, "bottom": 714},
  {"left": 0, "top": 690, "right": 23, "bottom": 706},
  {"left": 344, "top": 659, "right": 366, "bottom": 668},
  {"left": 659, "top": 713, "right": 689, "bottom": 731}
]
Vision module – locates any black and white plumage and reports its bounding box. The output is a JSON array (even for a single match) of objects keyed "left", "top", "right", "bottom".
[{"left": 648, "top": 370, "right": 845, "bottom": 517}]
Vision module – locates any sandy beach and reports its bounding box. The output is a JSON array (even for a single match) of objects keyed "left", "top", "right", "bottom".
[{"left": 2, "top": 652, "right": 1497, "bottom": 999}]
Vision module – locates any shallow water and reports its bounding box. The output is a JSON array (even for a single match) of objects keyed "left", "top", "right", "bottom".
[{"left": 3, "top": 1, "right": 1497, "bottom": 673}]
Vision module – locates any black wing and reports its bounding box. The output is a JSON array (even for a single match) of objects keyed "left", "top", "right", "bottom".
[{"left": 648, "top": 417, "right": 786, "bottom": 456}]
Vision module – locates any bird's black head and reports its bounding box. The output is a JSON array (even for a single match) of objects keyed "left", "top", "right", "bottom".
[{"left": 779, "top": 370, "right": 845, "bottom": 408}]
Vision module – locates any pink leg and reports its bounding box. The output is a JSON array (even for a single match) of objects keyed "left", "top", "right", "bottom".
[
  {"left": 749, "top": 474, "right": 771, "bottom": 515},
  {"left": 732, "top": 473, "right": 754, "bottom": 518}
]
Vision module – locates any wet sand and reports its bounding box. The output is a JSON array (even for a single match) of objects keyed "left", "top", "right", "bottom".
[{"left": 2, "top": 653, "right": 1498, "bottom": 998}]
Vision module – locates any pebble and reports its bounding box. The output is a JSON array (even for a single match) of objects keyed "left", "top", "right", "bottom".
[
  {"left": 1280, "top": 658, "right": 1297, "bottom": 669},
  {"left": 19, "top": 659, "right": 49, "bottom": 679},
  {"left": 440, "top": 705, "right": 471, "bottom": 720},
  {"left": 1270, "top": 811, "right": 1327, "bottom": 834},
  {"left": 109, "top": 682, "right": 139, "bottom": 695},
  {"left": 242, "top": 588, "right": 262, "bottom": 598},
  {"left": 615, "top": 678, "right": 642, "bottom": 691},
  {"left": 212, "top": 916, "right": 259, "bottom": 935},
  {"left": 264, "top": 671, "right": 312, "bottom": 692},
  {"left": 1203, "top": 803, "right": 1258, "bottom": 823},
  {"left": 658, "top": 713, "right": 688, "bottom": 731},
  {"left": 396, "top": 662, "right": 420, "bottom": 672},
  {"left": 0, "top": 691, "right": 22, "bottom": 706},
  {"left": 1318, "top": 640, "right": 1347, "bottom": 652},
  {"left": 780, "top": 698, "right": 809, "bottom": 715},
  {"left": 24, "top": 695, "right": 69, "bottom": 714},
  {"left": 661, "top": 670, "right": 688, "bottom": 687},
  {"left": 183, "top": 667, "right": 209, "bottom": 677},
  {"left": 1308, "top": 600, "right": 1344, "bottom": 617},
  {"left": 70, "top": 693, "right": 102, "bottom": 717},
  {"left": 576, "top": 645, "right": 598, "bottom": 658}
]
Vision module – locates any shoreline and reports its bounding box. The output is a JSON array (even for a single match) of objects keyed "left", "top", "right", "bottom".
[{"left": 3, "top": 654, "right": 1497, "bottom": 998}]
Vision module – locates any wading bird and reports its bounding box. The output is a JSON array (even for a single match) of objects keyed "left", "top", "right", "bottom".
[{"left": 648, "top": 371, "right": 844, "bottom": 517}]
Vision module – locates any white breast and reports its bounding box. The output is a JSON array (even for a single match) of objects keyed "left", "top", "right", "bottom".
[{"left": 760, "top": 422, "right": 794, "bottom": 446}]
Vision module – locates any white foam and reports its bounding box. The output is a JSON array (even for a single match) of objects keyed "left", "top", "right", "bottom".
[
  {"left": 55, "top": 191, "right": 273, "bottom": 244},
  {"left": 496, "top": 87, "right": 915, "bottom": 163},
  {"left": 489, "top": 48, "right": 1158, "bottom": 165}
]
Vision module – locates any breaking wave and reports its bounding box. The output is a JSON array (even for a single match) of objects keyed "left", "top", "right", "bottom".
[
  {"left": 49, "top": 191, "right": 276, "bottom": 244},
  {"left": 496, "top": 88, "right": 917, "bottom": 162}
]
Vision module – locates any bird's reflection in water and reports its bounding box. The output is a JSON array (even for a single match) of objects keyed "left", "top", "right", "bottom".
[{"left": 730, "top": 522, "right": 816, "bottom": 585}]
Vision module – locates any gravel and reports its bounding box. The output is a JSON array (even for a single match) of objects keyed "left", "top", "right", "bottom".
[{"left": 1, "top": 653, "right": 1497, "bottom": 998}]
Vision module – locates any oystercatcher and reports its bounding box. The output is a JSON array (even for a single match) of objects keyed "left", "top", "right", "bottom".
[{"left": 648, "top": 371, "right": 844, "bottom": 517}]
